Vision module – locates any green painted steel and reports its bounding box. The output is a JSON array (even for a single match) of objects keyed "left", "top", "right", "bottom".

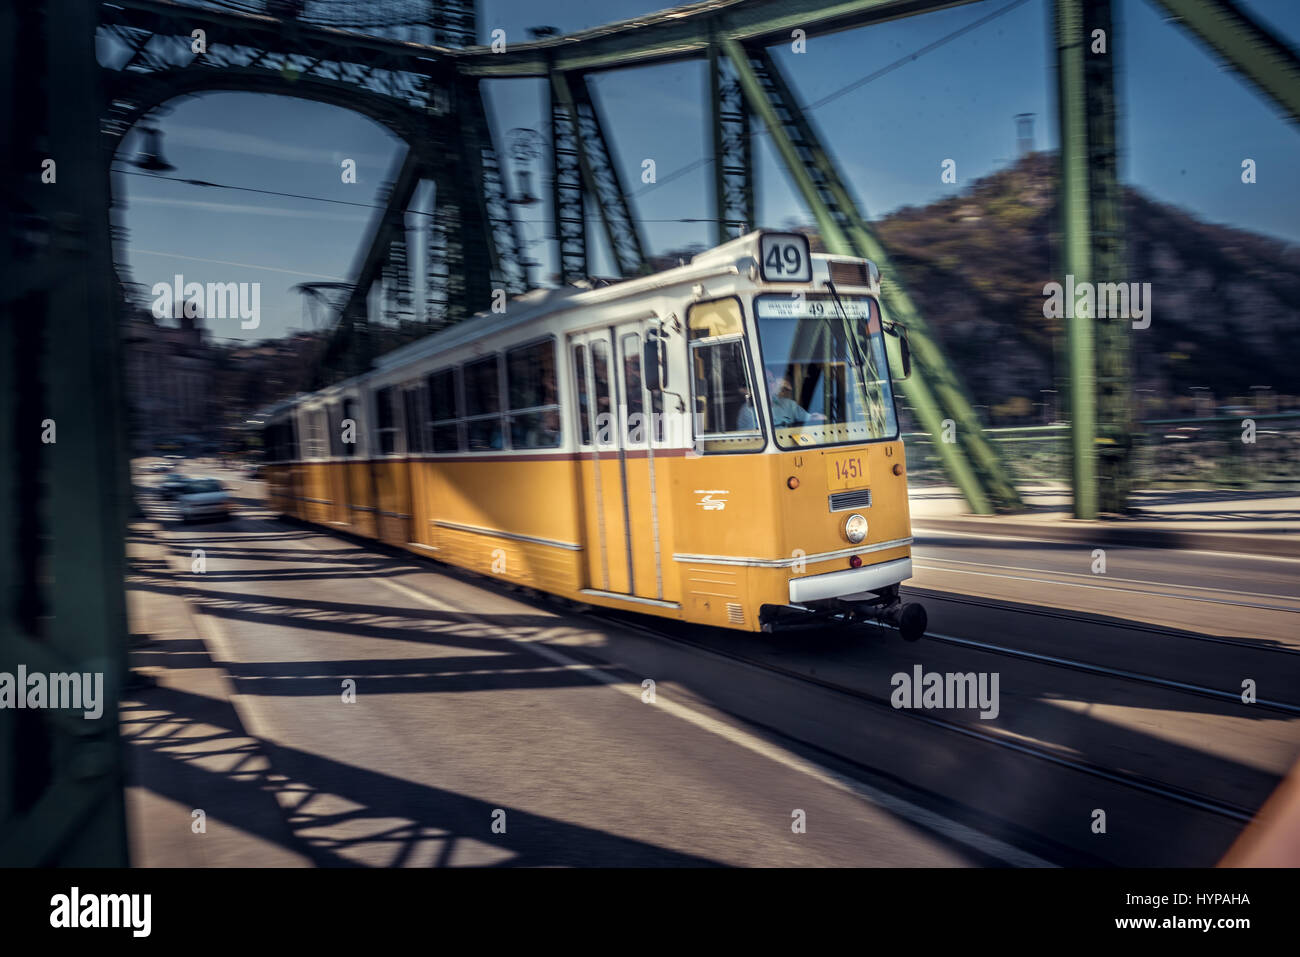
[
  {"left": 0, "top": 0, "right": 129, "bottom": 866},
  {"left": 550, "top": 72, "right": 649, "bottom": 278},
  {"left": 1084, "top": 0, "right": 1134, "bottom": 514},
  {"left": 724, "top": 38, "right": 1022, "bottom": 513},
  {"left": 1150, "top": 0, "right": 1300, "bottom": 124},
  {"left": 1054, "top": 0, "right": 1098, "bottom": 519},
  {"left": 460, "top": 0, "right": 985, "bottom": 77},
  {"left": 550, "top": 70, "right": 589, "bottom": 283},
  {"left": 708, "top": 43, "right": 757, "bottom": 245}
]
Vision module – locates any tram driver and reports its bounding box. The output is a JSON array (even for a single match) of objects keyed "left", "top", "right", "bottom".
[{"left": 737, "top": 368, "right": 818, "bottom": 430}]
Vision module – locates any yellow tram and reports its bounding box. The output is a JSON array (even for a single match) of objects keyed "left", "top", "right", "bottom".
[{"left": 262, "top": 230, "right": 927, "bottom": 639}]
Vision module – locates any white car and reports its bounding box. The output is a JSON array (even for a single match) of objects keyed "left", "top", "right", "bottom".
[{"left": 176, "top": 477, "right": 232, "bottom": 523}]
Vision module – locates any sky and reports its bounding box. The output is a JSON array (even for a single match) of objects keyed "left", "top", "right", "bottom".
[{"left": 114, "top": 0, "right": 1300, "bottom": 343}]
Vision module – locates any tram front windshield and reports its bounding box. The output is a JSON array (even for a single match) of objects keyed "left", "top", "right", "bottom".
[{"left": 753, "top": 294, "right": 898, "bottom": 449}]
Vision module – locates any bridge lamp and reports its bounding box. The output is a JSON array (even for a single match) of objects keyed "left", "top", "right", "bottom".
[
  {"left": 507, "top": 127, "right": 542, "bottom": 207},
  {"left": 133, "top": 126, "right": 176, "bottom": 174}
]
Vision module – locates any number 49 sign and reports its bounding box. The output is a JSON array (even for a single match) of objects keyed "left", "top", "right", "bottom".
[{"left": 758, "top": 232, "right": 812, "bottom": 283}]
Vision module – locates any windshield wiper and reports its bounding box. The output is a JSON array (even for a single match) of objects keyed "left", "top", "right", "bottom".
[{"left": 823, "top": 279, "right": 870, "bottom": 375}]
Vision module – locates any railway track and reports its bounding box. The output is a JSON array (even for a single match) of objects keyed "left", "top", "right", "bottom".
[
  {"left": 903, "top": 586, "right": 1300, "bottom": 657},
  {"left": 584, "top": 609, "right": 1267, "bottom": 826}
]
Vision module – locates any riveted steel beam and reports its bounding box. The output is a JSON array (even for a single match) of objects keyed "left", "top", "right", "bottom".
[
  {"left": 709, "top": 41, "right": 756, "bottom": 244},
  {"left": 459, "top": 0, "right": 985, "bottom": 78},
  {"left": 550, "top": 71, "right": 648, "bottom": 279},
  {"left": 1150, "top": 0, "right": 1300, "bottom": 125},
  {"left": 725, "top": 38, "right": 1022, "bottom": 513}
]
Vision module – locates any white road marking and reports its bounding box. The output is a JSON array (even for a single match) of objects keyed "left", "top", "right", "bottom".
[
  {"left": 911, "top": 563, "right": 1300, "bottom": 613},
  {"left": 912, "top": 525, "right": 1300, "bottom": 565}
]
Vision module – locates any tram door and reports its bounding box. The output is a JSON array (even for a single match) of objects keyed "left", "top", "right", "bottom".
[{"left": 570, "top": 321, "right": 664, "bottom": 600}]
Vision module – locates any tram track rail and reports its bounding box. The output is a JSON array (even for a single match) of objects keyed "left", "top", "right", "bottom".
[
  {"left": 902, "top": 587, "right": 1300, "bottom": 657},
  {"left": 584, "top": 610, "right": 1266, "bottom": 825}
]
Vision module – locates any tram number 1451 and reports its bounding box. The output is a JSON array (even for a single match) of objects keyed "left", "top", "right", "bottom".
[{"left": 827, "top": 452, "right": 868, "bottom": 491}]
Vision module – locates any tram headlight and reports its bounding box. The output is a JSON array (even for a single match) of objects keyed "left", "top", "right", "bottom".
[{"left": 843, "top": 513, "right": 868, "bottom": 544}]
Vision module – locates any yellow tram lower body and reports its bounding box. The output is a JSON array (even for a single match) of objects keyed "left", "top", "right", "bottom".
[{"left": 264, "top": 441, "right": 916, "bottom": 633}]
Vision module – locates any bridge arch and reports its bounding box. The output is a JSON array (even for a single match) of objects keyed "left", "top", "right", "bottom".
[{"left": 103, "top": 67, "right": 452, "bottom": 151}]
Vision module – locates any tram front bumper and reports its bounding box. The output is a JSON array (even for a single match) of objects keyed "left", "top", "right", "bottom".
[{"left": 788, "top": 557, "right": 912, "bottom": 605}]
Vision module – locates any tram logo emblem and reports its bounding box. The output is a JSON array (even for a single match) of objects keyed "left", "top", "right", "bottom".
[{"left": 694, "top": 489, "right": 729, "bottom": 511}]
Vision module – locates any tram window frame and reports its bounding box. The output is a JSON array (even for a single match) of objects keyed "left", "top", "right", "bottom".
[
  {"left": 341, "top": 397, "right": 358, "bottom": 457},
  {"left": 327, "top": 401, "right": 343, "bottom": 457},
  {"left": 506, "top": 336, "right": 562, "bottom": 450},
  {"left": 463, "top": 354, "right": 505, "bottom": 452},
  {"left": 426, "top": 368, "right": 462, "bottom": 453},
  {"left": 373, "top": 385, "right": 402, "bottom": 456},
  {"left": 402, "top": 383, "right": 426, "bottom": 455},
  {"left": 590, "top": 338, "right": 615, "bottom": 448},
  {"left": 686, "top": 296, "right": 767, "bottom": 454},
  {"left": 619, "top": 330, "right": 664, "bottom": 445},
  {"left": 304, "top": 408, "right": 327, "bottom": 459},
  {"left": 572, "top": 343, "right": 592, "bottom": 446}
]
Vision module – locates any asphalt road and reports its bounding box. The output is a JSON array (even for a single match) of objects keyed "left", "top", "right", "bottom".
[{"left": 130, "top": 460, "right": 1300, "bottom": 867}]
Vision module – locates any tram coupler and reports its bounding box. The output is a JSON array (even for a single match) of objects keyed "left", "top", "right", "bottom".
[
  {"left": 831, "top": 594, "right": 928, "bottom": 642},
  {"left": 760, "top": 594, "right": 928, "bottom": 641}
]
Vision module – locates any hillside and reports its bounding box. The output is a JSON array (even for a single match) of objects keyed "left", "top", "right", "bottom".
[{"left": 869, "top": 152, "right": 1300, "bottom": 422}]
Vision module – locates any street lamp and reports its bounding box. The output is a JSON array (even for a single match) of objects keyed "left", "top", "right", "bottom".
[
  {"left": 507, "top": 128, "right": 542, "bottom": 207},
  {"left": 132, "top": 125, "right": 176, "bottom": 173}
]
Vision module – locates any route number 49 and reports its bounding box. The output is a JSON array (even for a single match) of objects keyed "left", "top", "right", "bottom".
[{"left": 758, "top": 232, "right": 812, "bottom": 283}]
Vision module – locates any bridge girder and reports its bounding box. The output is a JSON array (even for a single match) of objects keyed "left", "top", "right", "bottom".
[
  {"left": 457, "top": 0, "right": 984, "bottom": 78},
  {"left": 1150, "top": 0, "right": 1300, "bottom": 125},
  {"left": 548, "top": 72, "right": 648, "bottom": 281},
  {"left": 100, "top": 0, "right": 524, "bottom": 385}
]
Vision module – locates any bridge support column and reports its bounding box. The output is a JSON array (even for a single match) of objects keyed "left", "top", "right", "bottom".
[
  {"left": 0, "top": 0, "right": 129, "bottom": 866},
  {"left": 1054, "top": 0, "right": 1132, "bottom": 518}
]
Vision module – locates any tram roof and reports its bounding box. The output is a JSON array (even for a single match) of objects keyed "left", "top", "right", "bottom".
[
  {"left": 273, "top": 232, "right": 876, "bottom": 410},
  {"left": 371, "top": 231, "right": 860, "bottom": 372}
]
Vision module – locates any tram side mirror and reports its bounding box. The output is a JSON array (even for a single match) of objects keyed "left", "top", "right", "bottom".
[
  {"left": 644, "top": 328, "right": 667, "bottom": 391},
  {"left": 886, "top": 325, "right": 912, "bottom": 380}
]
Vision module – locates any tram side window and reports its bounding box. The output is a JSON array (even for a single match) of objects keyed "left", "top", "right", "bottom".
[
  {"left": 426, "top": 369, "right": 461, "bottom": 452},
  {"left": 506, "top": 339, "right": 561, "bottom": 449},
  {"left": 572, "top": 344, "right": 592, "bottom": 446},
  {"left": 327, "top": 402, "right": 343, "bottom": 457},
  {"left": 305, "top": 409, "right": 327, "bottom": 459},
  {"left": 590, "top": 339, "right": 613, "bottom": 446},
  {"left": 620, "top": 332, "right": 663, "bottom": 444},
  {"left": 463, "top": 355, "right": 503, "bottom": 451},
  {"left": 687, "top": 298, "right": 765, "bottom": 453},
  {"left": 402, "top": 384, "right": 425, "bottom": 454},
  {"left": 374, "top": 386, "right": 400, "bottom": 456},
  {"left": 342, "top": 397, "right": 358, "bottom": 456}
]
